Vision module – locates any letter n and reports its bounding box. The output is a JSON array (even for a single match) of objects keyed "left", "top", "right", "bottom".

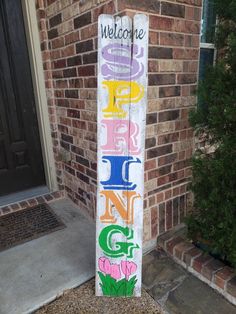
[{"left": 99, "top": 190, "right": 140, "bottom": 224}]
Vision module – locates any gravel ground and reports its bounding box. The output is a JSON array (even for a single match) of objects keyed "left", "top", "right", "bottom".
[{"left": 36, "top": 279, "right": 162, "bottom": 314}]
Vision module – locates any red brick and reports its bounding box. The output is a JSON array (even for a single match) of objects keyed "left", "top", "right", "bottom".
[
  {"left": 149, "top": 31, "right": 159, "bottom": 45},
  {"left": 160, "top": 32, "right": 185, "bottom": 46},
  {"left": 173, "top": 197, "right": 180, "bottom": 226},
  {"left": 53, "top": 59, "right": 66, "bottom": 69},
  {"left": 174, "top": 241, "right": 195, "bottom": 260},
  {"left": 159, "top": 110, "right": 179, "bottom": 122},
  {"left": 65, "top": 89, "right": 79, "bottom": 99},
  {"left": 166, "top": 236, "right": 184, "bottom": 254},
  {"left": 159, "top": 165, "right": 172, "bottom": 176},
  {"left": 63, "top": 68, "right": 76, "bottom": 78},
  {"left": 151, "top": 206, "right": 158, "bottom": 238},
  {"left": 159, "top": 203, "right": 166, "bottom": 234},
  {"left": 150, "top": 15, "right": 174, "bottom": 31},
  {"left": 158, "top": 132, "right": 179, "bottom": 145},
  {"left": 147, "top": 144, "right": 173, "bottom": 159},
  {"left": 192, "top": 254, "right": 213, "bottom": 273},
  {"left": 185, "top": 34, "right": 200, "bottom": 48},
  {"left": 65, "top": 31, "right": 80, "bottom": 45},
  {"left": 173, "top": 48, "right": 199, "bottom": 60},
  {"left": 202, "top": 259, "right": 225, "bottom": 281},
  {"left": 118, "top": 0, "right": 160, "bottom": 13},
  {"left": 52, "top": 70, "right": 63, "bottom": 79},
  {"left": 164, "top": 189, "right": 172, "bottom": 200},
  {"left": 166, "top": 199, "right": 173, "bottom": 230},
  {"left": 181, "top": 85, "right": 190, "bottom": 96},
  {"left": 183, "top": 61, "right": 198, "bottom": 72},
  {"left": 146, "top": 113, "right": 157, "bottom": 125},
  {"left": 214, "top": 267, "right": 235, "bottom": 290},
  {"left": 72, "top": 120, "right": 86, "bottom": 130},
  {"left": 51, "top": 37, "right": 64, "bottom": 49},
  {"left": 148, "top": 60, "right": 159, "bottom": 72},
  {"left": 81, "top": 24, "right": 97, "bottom": 40},
  {"left": 174, "top": 20, "right": 200, "bottom": 34},
  {"left": 176, "top": 0, "right": 202, "bottom": 7},
  {"left": 67, "top": 55, "right": 82, "bottom": 67},
  {"left": 149, "top": 74, "right": 175, "bottom": 86},
  {"left": 93, "top": 1, "right": 116, "bottom": 21},
  {"left": 1, "top": 206, "right": 11, "bottom": 214},
  {"left": 173, "top": 187, "right": 180, "bottom": 197},
  {"left": 69, "top": 79, "right": 83, "bottom": 89},
  {"left": 156, "top": 192, "right": 164, "bottom": 203},
  {"left": 161, "top": 2, "right": 185, "bottom": 18},
  {"left": 84, "top": 77, "right": 97, "bottom": 88},
  {"left": 83, "top": 52, "right": 97, "bottom": 65},
  {"left": 159, "top": 86, "right": 181, "bottom": 98},
  {"left": 226, "top": 277, "right": 236, "bottom": 297},
  {"left": 174, "top": 159, "right": 191, "bottom": 171},
  {"left": 177, "top": 74, "right": 197, "bottom": 84},
  {"left": 148, "top": 165, "right": 172, "bottom": 180},
  {"left": 67, "top": 109, "right": 80, "bottom": 119},
  {"left": 157, "top": 173, "right": 176, "bottom": 185},
  {"left": 78, "top": 65, "right": 95, "bottom": 77},
  {"left": 185, "top": 6, "right": 201, "bottom": 21},
  {"left": 149, "top": 47, "right": 173, "bottom": 59},
  {"left": 76, "top": 40, "right": 93, "bottom": 54},
  {"left": 145, "top": 159, "right": 156, "bottom": 171},
  {"left": 183, "top": 247, "right": 202, "bottom": 266},
  {"left": 49, "top": 13, "right": 62, "bottom": 28},
  {"left": 61, "top": 45, "right": 75, "bottom": 57},
  {"left": 74, "top": 11, "right": 91, "bottom": 29},
  {"left": 158, "top": 153, "right": 177, "bottom": 167}
]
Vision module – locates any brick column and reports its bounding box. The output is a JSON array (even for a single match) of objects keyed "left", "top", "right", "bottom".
[{"left": 36, "top": 0, "right": 202, "bottom": 247}]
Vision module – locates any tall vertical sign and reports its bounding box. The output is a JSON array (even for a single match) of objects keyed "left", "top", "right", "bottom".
[{"left": 96, "top": 14, "right": 149, "bottom": 297}]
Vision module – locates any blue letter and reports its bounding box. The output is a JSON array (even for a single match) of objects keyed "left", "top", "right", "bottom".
[{"left": 100, "top": 156, "right": 141, "bottom": 190}]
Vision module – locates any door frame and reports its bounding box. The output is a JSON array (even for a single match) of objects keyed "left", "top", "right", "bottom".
[{"left": 21, "top": 0, "right": 58, "bottom": 192}]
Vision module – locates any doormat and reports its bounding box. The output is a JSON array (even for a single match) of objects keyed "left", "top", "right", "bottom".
[{"left": 0, "top": 203, "right": 65, "bottom": 252}]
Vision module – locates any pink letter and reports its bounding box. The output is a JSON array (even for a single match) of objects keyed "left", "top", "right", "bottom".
[{"left": 101, "top": 119, "right": 141, "bottom": 155}]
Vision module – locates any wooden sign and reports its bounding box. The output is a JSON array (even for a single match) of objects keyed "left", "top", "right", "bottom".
[{"left": 96, "top": 14, "right": 149, "bottom": 297}]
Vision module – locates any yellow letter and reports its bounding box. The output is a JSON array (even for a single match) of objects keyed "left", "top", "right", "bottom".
[{"left": 102, "top": 81, "right": 144, "bottom": 118}]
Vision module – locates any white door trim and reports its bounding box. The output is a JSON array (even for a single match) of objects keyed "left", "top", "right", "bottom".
[{"left": 21, "top": 0, "right": 58, "bottom": 191}]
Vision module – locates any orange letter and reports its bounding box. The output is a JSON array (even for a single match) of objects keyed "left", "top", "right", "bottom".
[{"left": 99, "top": 190, "right": 140, "bottom": 224}]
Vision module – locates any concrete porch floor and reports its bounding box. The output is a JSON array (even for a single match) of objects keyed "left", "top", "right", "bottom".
[{"left": 0, "top": 199, "right": 95, "bottom": 314}]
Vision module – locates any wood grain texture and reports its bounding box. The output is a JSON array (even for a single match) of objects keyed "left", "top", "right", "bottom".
[{"left": 96, "top": 14, "right": 149, "bottom": 297}]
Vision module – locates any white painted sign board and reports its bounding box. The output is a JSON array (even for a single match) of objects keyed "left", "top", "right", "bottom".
[{"left": 96, "top": 14, "right": 149, "bottom": 297}]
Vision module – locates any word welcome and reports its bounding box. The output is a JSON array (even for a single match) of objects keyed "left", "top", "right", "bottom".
[{"left": 101, "top": 23, "right": 146, "bottom": 40}]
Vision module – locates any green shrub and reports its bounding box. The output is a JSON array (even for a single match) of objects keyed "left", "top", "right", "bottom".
[{"left": 186, "top": 0, "right": 236, "bottom": 268}]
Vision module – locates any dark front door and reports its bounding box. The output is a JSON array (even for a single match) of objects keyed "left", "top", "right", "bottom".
[{"left": 0, "top": 0, "right": 45, "bottom": 196}]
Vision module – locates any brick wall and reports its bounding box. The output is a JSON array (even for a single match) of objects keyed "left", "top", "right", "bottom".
[{"left": 35, "top": 0, "right": 202, "bottom": 246}]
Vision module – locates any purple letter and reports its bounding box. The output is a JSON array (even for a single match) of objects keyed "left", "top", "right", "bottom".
[{"left": 101, "top": 43, "right": 144, "bottom": 80}]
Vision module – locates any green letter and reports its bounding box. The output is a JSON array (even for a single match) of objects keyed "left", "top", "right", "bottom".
[{"left": 99, "top": 225, "right": 139, "bottom": 258}]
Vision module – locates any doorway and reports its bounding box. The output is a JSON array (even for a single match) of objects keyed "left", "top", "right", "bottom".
[{"left": 0, "top": 0, "right": 45, "bottom": 196}]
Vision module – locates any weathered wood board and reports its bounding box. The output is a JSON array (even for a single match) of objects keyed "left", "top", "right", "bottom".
[{"left": 96, "top": 14, "right": 149, "bottom": 297}]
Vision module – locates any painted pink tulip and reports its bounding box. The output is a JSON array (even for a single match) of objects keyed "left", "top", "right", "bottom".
[
  {"left": 121, "top": 261, "right": 137, "bottom": 280},
  {"left": 110, "top": 264, "right": 121, "bottom": 280},
  {"left": 98, "top": 257, "right": 111, "bottom": 274}
]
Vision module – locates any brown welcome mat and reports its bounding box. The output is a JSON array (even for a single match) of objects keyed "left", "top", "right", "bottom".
[{"left": 0, "top": 203, "right": 65, "bottom": 252}]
